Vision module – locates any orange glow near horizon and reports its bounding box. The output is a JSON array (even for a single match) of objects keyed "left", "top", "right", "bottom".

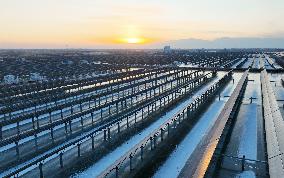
[
  {"left": 110, "top": 36, "right": 153, "bottom": 45},
  {"left": 126, "top": 38, "right": 142, "bottom": 44},
  {"left": 1, "top": 0, "right": 284, "bottom": 48},
  {"left": 122, "top": 37, "right": 147, "bottom": 44}
]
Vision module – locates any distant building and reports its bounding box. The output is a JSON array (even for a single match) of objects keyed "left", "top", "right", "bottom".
[{"left": 164, "top": 46, "right": 171, "bottom": 53}]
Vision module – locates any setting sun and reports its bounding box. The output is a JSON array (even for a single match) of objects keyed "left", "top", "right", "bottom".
[
  {"left": 122, "top": 37, "right": 146, "bottom": 44},
  {"left": 126, "top": 38, "right": 141, "bottom": 44},
  {"left": 114, "top": 37, "right": 152, "bottom": 45}
]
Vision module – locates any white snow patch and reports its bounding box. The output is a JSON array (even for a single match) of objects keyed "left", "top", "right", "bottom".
[{"left": 235, "top": 170, "right": 256, "bottom": 178}]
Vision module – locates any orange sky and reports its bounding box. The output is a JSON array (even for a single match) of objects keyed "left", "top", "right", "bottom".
[{"left": 0, "top": 0, "right": 284, "bottom": 48}]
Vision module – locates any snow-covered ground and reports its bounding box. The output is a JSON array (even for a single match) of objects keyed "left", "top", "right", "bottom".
[
  {"left": 1, "top": 71, "right": 202, "bottom": 177},
  {"left": 178, "top": 63, "right": 198, "bottom": 68},
  {"left": 153, "top": 73, "right": 240, "bottom": 178},
  {"left": 231, "top": 58, "right": 245, "bottom": 69},
  {"left": 218, "top": 73, "right": 266, "bottom": 178},
  {"left": 0, "top": 79, "right": 178, "bottom": 155},
  {"left": 0, "top": 71, "right": 166, "bottom": 120},
  {"left": 231, "top": 75, "right": 262, "bottom": 159},
  {"left": 1, "top": 72, "right": 176, "bottom": 137},
  {"left": 235, "top": 170, "right": 256, "bottom": 178},
  {"left": 71, "top": 73, "right": 224, "bottom": 178},
  {"left": 153, "top": 100, "right": 228, "bottom": 178},
  {"left": 241, "top": 60, "right": 251, "bottom": 69},
  {"left": 1, "top": 72, "right": 188, "bottom": 176},
  {"left": 237, "top": 104, "right": 258, "bottom": 160}
]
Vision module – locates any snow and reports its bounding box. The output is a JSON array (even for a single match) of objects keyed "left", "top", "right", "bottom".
[
  {"left": 0, "top": 118, "right": 112, "bottom": 177},
  {"left": 71, "top": 75, "right": 222, "bottom": 178},
  {"left": 0, "top": 72, "right": 216, "bottom": 177},
  {"left": 3, "top": 123, "right": 17, "bottom": 131},
  {"left": 224, "top": 73, "right": 261, "bottom": 163},
  {"left": 245, "top": 74, "right": 261, "bottom": 102},
  {"left": 234, "top": 170, "right": 256, "bottom": 178},
  {"left": 18, "top": 135, "right": 34, "bottom": 144},
  {"left": 4, "top": 73, "right": 152, "bottom": 120},
  {"left": 0, "top": 142, "right": 16, "bottom": 152},
  {"left": 242, "top": 59, "right": 253, "bottom": 69},
  {"left": 153, "top": 74, "right": 238, "bottom": 178},
  {"left": 237, "top": 104, "right": 258, "bottom": 160},
  {"left": 218, "top": 73, "right": 263, "bottom": 177},
  {"left": 178, "top": 63, "right": 197, "bottom": 68},
  {"left": 221, "top": 73, "right": 243, "bottom": 97},
  {"left": 153, "top": 100, "right": 226, "bottom": 178},
  {"left": 231, "top": 59, "right": 245, "bottom": 69},
  {"left": 2, "top": 75, "right": 164, "bottom": 135}
]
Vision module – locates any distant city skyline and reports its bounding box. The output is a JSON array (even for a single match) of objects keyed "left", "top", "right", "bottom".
[{"left": 1, "top": 0, "right": 284, "bottom": 48}]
